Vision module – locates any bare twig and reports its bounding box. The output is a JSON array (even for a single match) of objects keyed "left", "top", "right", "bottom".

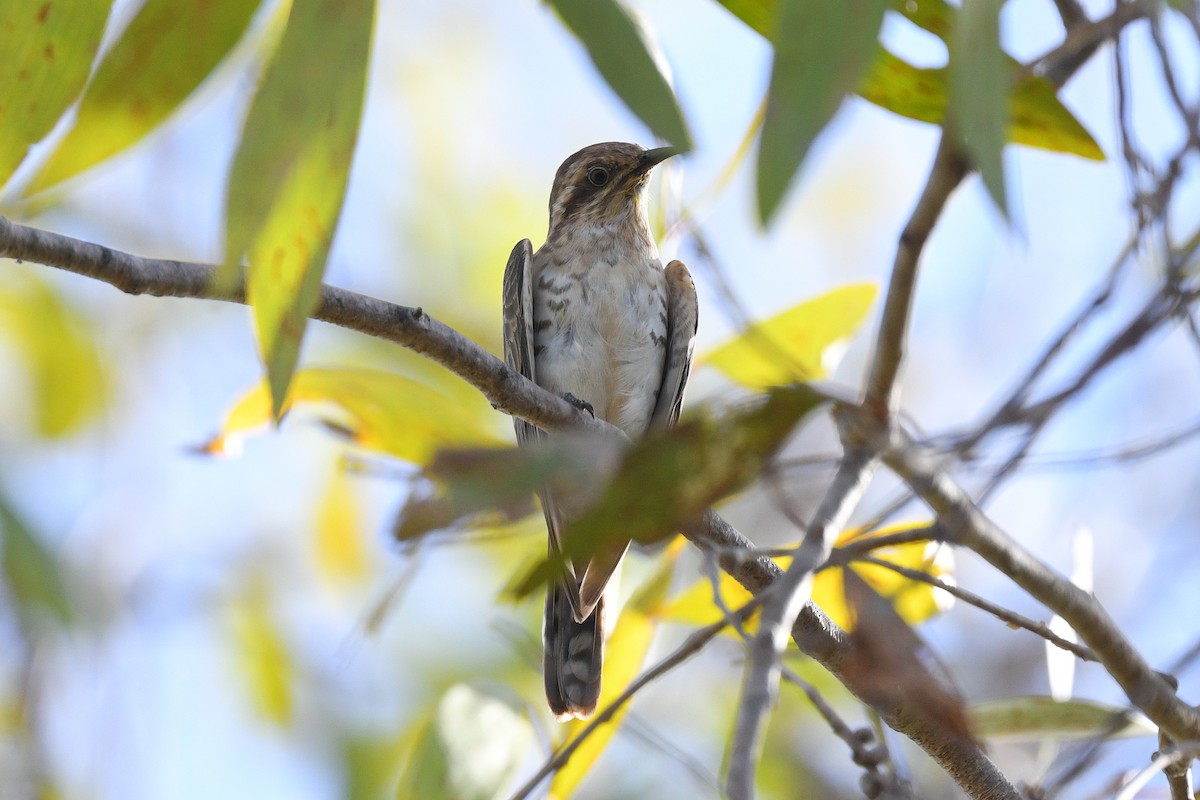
[{"left": 855, "top": 554, "right": 1097, "bottom": 662}]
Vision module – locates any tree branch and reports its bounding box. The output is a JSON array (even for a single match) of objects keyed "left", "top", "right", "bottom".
[{"left": 0, "top": 214, "right": 1015, "bottom": 796}]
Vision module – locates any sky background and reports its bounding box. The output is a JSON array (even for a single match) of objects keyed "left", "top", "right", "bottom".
[{"left": 2, "top": 0, "right": 1200, "bottom": 797}]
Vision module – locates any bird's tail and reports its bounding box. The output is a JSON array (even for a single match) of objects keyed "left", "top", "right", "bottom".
[{"left": 544, "top": 582, "right": 603, "bottom": 720}]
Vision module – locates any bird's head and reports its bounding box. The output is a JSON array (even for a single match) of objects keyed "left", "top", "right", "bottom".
[{"left": 545, "top": 142, "right": 678, "bottom": 241}]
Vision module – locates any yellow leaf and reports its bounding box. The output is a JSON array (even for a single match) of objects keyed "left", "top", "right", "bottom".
[
  {"left": 201, "top": 366, "right": 501, "bottom": 463},
  {"left": 314, "top": 468, "right": 370, "bottom": 585},
  {"left": 0, "top": 271, "right": 109, "bottom": 437},
  {"left": 229, "top": 573, "right": 294, "bottom": 726},
  {"left": 657, "top": 521, "right": 952, "bottom": 635},
  {"left": 815, "top": 522, "right": 954, "bottom": 629},
  {"left": 700, "top": 283, "right": 877, "bottom": 388},
  {"left": 549, "top": 543, "right": 682, "bottom": 798}
]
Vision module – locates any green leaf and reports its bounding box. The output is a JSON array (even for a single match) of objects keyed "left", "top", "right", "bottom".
[
  {"left": 700, "top": 283, "right": 877, "bottom": 388},
  {"left": 970, "top": 697, "right": 1156, "bottom": 742},
  {"left": 549, "top": 0, "right": 692, "bottom": 151},
  {"left": 756, "top": 0, "right": 889, "bottom": 225},
  {"left": 949, "top": 0, "right": 1009, "bottom": 216},
  {"left": 223, "top": 0, "right": 375, "bottom": 418},
  {"left": 0, "top": 270, "right": 109, "bottom": 437},
  {"left": 515, "top": 387, "right": 826, "bottom": 597},
  {"left": 714, "top": 0, "right": 774, "bottom": 36},
  {"left": 26, "top": 0, "right": 262, "bottom": 194},
  {"left": 892, "top": 0, "right": 954, "bottom": 39},
  {"left": 0, "top": 491, "right": 73, "bottom": 627},
  {"left": 0, "top": 0, "right": 112, "bottom": 189},
  {"left": 394, "top": 436, "right": 611, "bottom": 542}
]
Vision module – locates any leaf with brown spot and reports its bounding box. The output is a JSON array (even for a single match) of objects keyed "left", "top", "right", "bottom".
[{"left": 0, "top": 0, "right": 111, "bottom": 188}]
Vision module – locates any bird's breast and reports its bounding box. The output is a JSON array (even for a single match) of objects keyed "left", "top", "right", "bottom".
[{"left": 531, "top": 245, "right": 669, "bottom": 436}]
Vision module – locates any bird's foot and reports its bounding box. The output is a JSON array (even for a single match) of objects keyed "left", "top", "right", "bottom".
[{"left": 561, "top": 393, "right": 595, "bottom": 418}]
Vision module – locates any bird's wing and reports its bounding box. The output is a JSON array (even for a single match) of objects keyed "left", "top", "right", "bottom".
[
  {"left": 502, "top": 239, "right": 584, "bottom": 616},
  {"left": 502, "top": 239, "right": 537, "bottom": 446},
  {"left": 649, "top": 260, "right": 699, "bottom": 430}
]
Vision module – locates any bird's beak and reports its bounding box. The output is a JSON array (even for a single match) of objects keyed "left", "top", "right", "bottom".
[{"left": 637, "top": 146, "right": 681, "bottom": 174}]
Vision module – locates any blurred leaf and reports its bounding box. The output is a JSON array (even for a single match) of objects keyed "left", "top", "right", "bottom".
[
  {"left": 0, "top": 491, "right": 72, "bottom": 627},
  {"left": 657, "top": 567, "right": 757, "bottom": 633},
  {"left": 700, "top": 283, "right": 877, "bottom": 388},
  {"left": 229, "top": 573, "right": 293, "bottom": 726},
  {"left": 549, "top": 0, "right": 692, "bottom": 150},
  {"left": 714, "top": 0, "right": 773, "bottom": 36},
  {"left": 892, "top": 0, "right": 953, "bottom": 39},
  {"left": 0, "top": 0, "right": 111, "bottom": 189},
  {"left": 551, "top": 543, "right": 681, "bottom": 797},
  {"left": 949, "top": 0, "right": 1008, "bottom": 216},
  {"left": 970, "top": 697, "right": 1156, "bottom": 742},
  {"left": 223, "top": 0, "right": 375, "bottom": 417},
  {"left": 394, "top": 685, "right": 533, "bottom": 800},
  {"left": 756, "top": 0, "right": 888, "bottom": 224},
  {"left": 395, "top": 437, "right": 616, "bottom": 542},
  {"left": 0, "top": 271, "right": 108, "bottom": 437},
  {"left": 842, "top": 570, "right": 975, "bottom": 744},
  {"left": 436, "top": 685, "right": 533, "bottom": 799},
  {"left": 201, "top": 366, "right": 500, "bottom": 462},
  {"left": 27, "top": 0, "right": 261, "bottom": 193},
  {"left": 341, "top": 734, "right": 406, "bottom": 800},
  {"left": 314, "top": 468, "right": 370, "bottom": 586},
  {"left": 515, "top": 387, "right": 825, "bottom": 598}
]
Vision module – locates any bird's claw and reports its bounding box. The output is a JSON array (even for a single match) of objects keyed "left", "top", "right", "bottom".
[{"left": 561, "top": 392, "right": 595, "bottom": 418}]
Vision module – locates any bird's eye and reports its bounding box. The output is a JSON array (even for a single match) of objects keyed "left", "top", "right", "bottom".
[{"left": 586, "top": 166, "right": 610, "bottom": 187}]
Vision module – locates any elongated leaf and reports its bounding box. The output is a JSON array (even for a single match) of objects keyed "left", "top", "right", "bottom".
[
  {"left": 199, "top": 366, "right": 501, "bottom": 462},
  {"left": 229, "top": 572, "right": 293, "bottom": 726},
  {"left": 550, "top": 0, "right": 691, "bottom": 150},
  {"left": 223, "top": 0, "right": 375, "bottom": 417},
  {"left": 0, "top": 492, "right": 72, "bottom": 627},
  {"left": 949, "top": 0, "right": 1009, "bottom": 216},
  {"left": 0, "top": 271, "right": 109, "bottom": 437},
  {"left": 756, "top": 0, "right": 888, "bottom": 224},
  {"left": 27, "top": 0, "right": 262, "bottom": 194},
  {"left": 0, "top": 0, "right": 111, "bottom": 189},
  {"left": 970, "top": 697, "right": 1156, "bottom": 742},
  {"left": 514, "top": 387, "right": 825, "bottom": 597},
  {"left": 314, "top": 469, "right": 370, "bottom": 586},
  {"left": 550, "top": 545, "right": 680, "bottom": 796},
  {"left": 700, "top": 283, "right": 876, "bottom": 388}
]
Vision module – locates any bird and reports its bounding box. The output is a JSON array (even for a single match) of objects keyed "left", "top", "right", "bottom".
[{"left": 502, "top": 142, "right": 698, "bottom": 720}]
